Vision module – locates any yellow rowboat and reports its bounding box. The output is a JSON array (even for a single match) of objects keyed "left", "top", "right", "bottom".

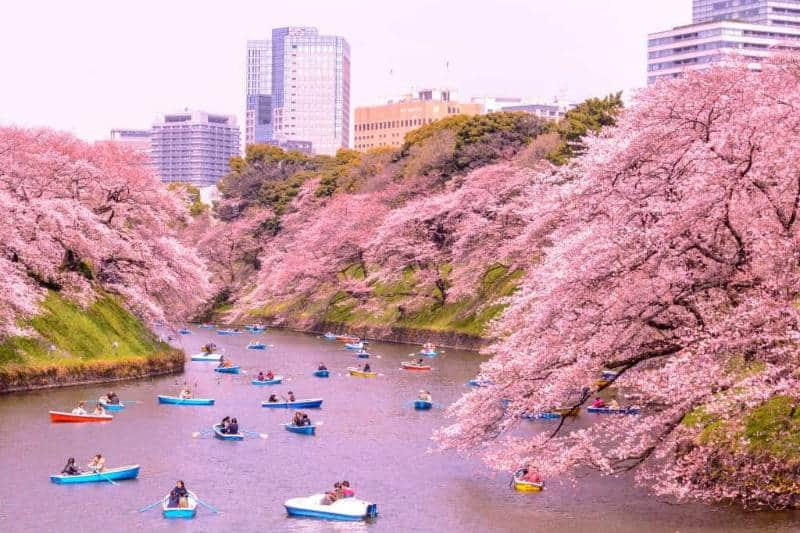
[
  {"left": 347, "top": 367, "right": 377, "bottom": 378},
  {"left": 513, "top": 474, "right": 544, "bottom": 492}
]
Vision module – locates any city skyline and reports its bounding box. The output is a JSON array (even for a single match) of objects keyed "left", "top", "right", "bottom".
[{"left": 0, "top": 0, "right": 688, "bottom": 142}]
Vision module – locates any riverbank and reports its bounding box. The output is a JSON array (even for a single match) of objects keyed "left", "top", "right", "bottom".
[{"left": 0, "top": 291, "right": 184, "bottom": 393}]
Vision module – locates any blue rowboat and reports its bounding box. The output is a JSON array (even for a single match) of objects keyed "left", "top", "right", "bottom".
[
  {"left": 216, "top": 329, "right": 239, "bottom": 336},
  {"left": 99, "top": 401, "right": 125, "bottom": 411},
  {"left": 313, "top": 369, "right": 329, "bottom": 378},
  {"left": 191, "top": 353, "right": 222, "bottom": 362},
  {"left": 323, "top": 332, "right": 337, "bottom": 340},
  {"left": 162, "top": 490, "right": 198, "bottom": 519},
  {"left": 178, "top": 329, "right": 191, "bottom": 335},
  {"left": 522, "top": 412, "right": 561, "bottom": 420},
  {"left": 244, "top": 325, "right": 266, "bottom": 332},
  {"left": 247, "top": 343, "right": 267, "bottom": 350},
  {"left": 214, "top": 366, "right": 240, "bottom": 374},
  {"left": 344, "top": 342, "right": 363, "bottom": 350},
  {"left": 587, "top": 406, "right": 641, "bottom": 415},
  {"left": 601, "top": 370, "right": 619, "bottom": 380},
  {"left": 213, "top": 424, "right": 244, "bottom": 441},
  {"left": 200, "top": 324, "right": 214, "bottom": 329},
  {"left": 50, "top": 464, "right": 140, "bottom": 484},
  {"left": 251, "top": 376, "right": 283, "bottom": 385},
  {"left": 284, "top": 423, "right": 315, "bottom": 435},
  {"left": 356, "top": 351, "right": 369, "bottom": 359},
  {"left": 285, "top": 494, "right": 377, "bottom": 521},
  {"left": 157, "top": 395, "right": 215, "bottom": 406},
  {"left": 414, "top": 400, "right": 433, "bottom": 410},
  {"left": 262, "top": 398, "right": 323, "bottom": 409},
  {"left": 467, "top": 379, "right": 492, "bottom": 387}
]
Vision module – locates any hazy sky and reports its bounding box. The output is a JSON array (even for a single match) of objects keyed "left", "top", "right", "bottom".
[{"left": 0, "top": 0, "right": 688, "bottom": 141}]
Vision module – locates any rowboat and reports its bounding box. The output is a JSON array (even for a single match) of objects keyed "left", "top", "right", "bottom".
[
  {"left": 414, "top": 400, "right": 433, "bottom": 410},
  {"left": 98, "top": 400, "right": 125, "bottom": 411},
  {"left": 513, "top": 473, "right": 544, "bottom": 492},
  {"left": 178, "top": 329, "right": 191, "bottom": 335},
  {"left": 162, "top": 490, "right": 198, "bottom": 519},
  {"left": 213, "top": 424, "right": 244, "bottom": 441},
  {"left": 216, "top": 329, "right": 239, "bottom": 336},
  {"left": 200, "top": 323, "right": 215, "bottom": 329},
  {"left": 157, "top": 395, "right": 215, "bottom": 406},
  {"left": 247, "top": 342, "right": 267, "bottom": 350},
  {"left": 284, "top": 423, "right": 315, "bottom": 435},
  {"left": 50, "top": 464, "right": 140, "bottom": 484},
  {"left": 344, "top": 342, "right": 364, "bottom": 350},
  {"left": 467, "top": 379, "right": 492, "bottom": 387},
  {"left": 401, "top": 362, "right": 431, "bottom": 371},
  {"left": 244, "top": 325, "right": 266, "bottom": 333},
  {"left": 285, "top": 494, "right": 378, "bottom": 521},
  {"left": 348, "top": 367, "right": 376, "bottom": 378},
  {"left": 251, "top": 376, "right": 283, "bottom": 385},
  {"left": 191, "top": 353, "right": 222, "bottom": 362},
  {"left": 313, "top": 369, "right": 330, "bottom": 378},
  {"left": 587, "top": 406, "right": 641, "bottom": 415},
  {"left": 601, "top": 370, "right": 619, "bottom": 380},
  {"left": 323, "top": 332, "right": 337, "bottom": 340},
  {"left": 214, "top": 366, "right": 240, "bottom": 374},
  {"left": 521, "top": 412, "right": 561, "bottom": 420},
  {"left": 262, "top": 398, "right": 323, "bottom": 409},
  {"left": 49, "top": 411, "right": 113, "bottom": 423},
  {"left": 356, "top": 351, "right": 370, "bottom": 359}
]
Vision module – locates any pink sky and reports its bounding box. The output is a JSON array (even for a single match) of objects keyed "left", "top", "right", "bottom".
[{"left": 0, "top": 0, "right": 688, "bottom": 141}]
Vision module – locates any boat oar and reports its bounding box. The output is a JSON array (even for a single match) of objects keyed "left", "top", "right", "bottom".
[
  {"left": 195, "top": 497, "right": 220, "bottom": 514},
  {"left": 138, "top": 497, "right": 167, "bottom": 512},
  {"left": 98, "top": 472, "right": 118, "bottom": 486}
]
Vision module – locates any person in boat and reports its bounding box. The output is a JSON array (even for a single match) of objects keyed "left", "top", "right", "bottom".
[
  {"left": 72, "top": 401, "right": 87, "bottom": 415},
  {"left": 418, "top": 390, "right": 432, "bottom": 402},
  {"left": 417, "top": 358, "right": 425, "bottom": 366},
  {"left": 608, "top": 398, "right": 620, "bottom": 410},
  {"left": 287, "top": 391, "right": 296, "bottom": 402},
  {"left": 318, "top": 362, "right": 327, "bottom": 371},
  {"left": 520, "top": 467, "right": 542, "bottom": 483},
  {"left": 267, "top": 394, "right": 279, "bottom": 403},
  {"left": 292, "top": 411, "right": 304, "bottom": 426},
  {"left": 168, "top": 480, "right": 189, "bottom": 508},
  {"left": 257, "top": 371, "right": 266, "bottom": 381},
  {"left": 179, "top": 386, "right": 192, "bottom": 399},
  {"left": 106, "top": 391, "right": 120, "bottom": 405},
  {"left": 97, "top": 393, "right": 110, "bottom": 405},
  {"left": 341, "top": 480, "right": 355, "bottom": 497},
  {"left": 220, "top": 416, "right": 231, "bottom": 432},
  {"left": 223, "top": 359, "right": 234, "bottom": 368},
  {"left": 87, "top": 454, "right": 105, "bottom": 472},
  {"left": 363, "top": 363, "right": 371, "bottom": 372},
  {"left": 265, "top": 370, "right": 275, "bottom": 380},
  {"left": 227, "top": 417, "right": 239, "bottom": 435},
  {"left": 61, "top": 457, "right": 80, "bottom": 476},
  {"left": 591, "top": 397, "right": 606, "bottom": 408},
  {"left": 92, "top": 403, "right": 106, "bottom": 415},
  {"left": 322, "top": 482, "right": 343, "bottom": 505},
  {"left": 217, "top": 356, "right": 226, "bottom": 368},
  {"left": 302, "top": 413, "right": 311, "bottom": 427}
]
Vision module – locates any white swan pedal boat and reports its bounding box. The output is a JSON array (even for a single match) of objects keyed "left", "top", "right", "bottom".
[{"left": 284, "top": 494, "right": 377, "bottom": 521}]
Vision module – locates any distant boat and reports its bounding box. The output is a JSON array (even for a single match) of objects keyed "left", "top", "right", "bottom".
[
  {"left": 244, "top": 324, "right": 266, "bottom": 333},
  {"left": 414, "top": 400, "right": 433, "bottom": 410},
  {"left": 323, "top": 332, "right": 337, "bottom": 340},
  {"left": 521, "top": 412, "right": 561, "bottom": 420},
  {"left": 251, "top": 376, "right": 283, "bottom": 385},
  {"left": 587, "top": 406, "right": 641, "bottom": 415},
  {"left": 513, "top": 473, "right": 544, "bottom": 492},
  {"left": 348, "top": 367, "right": 376, "bottom": 378},
  {"left": 191, "top": 353, "right": 222, "bottom": 362},
  {"left": 178, "top": 328, "right": 191, "bottom": 335},
  {"left": 356, "top": 350, "right": 370, "bottom": 359},
  {"left": 467, "top": 379, "right": 492, "bottom": 387},
  {"left": 49, "top": 411, "right": 113, "bottom": 423},
  {"left": 50, "top": 464, "right": 140, "bottom": 484},
  {"left": 420, "top": 349, "right": 438, "bottom": 357},
  {"left": 162, "top": 490, "right": 198, "bottom": 519},
  {"left": 284, "top": 494, "right": 378, "bottom": 521},
  {"left": 157, "top": 395, "right": 215, "bottom": 406},
  {"left": 401, "top": 362, "right": 431, "bottom": 371},
  {"left": 214, "top": 366, "right": 240, "bottom": 374},
  {"left": 262, "top": 398, "right": 323, "bottom": 409},
  {"left": 313, "top": 369, "right": 330, "bottom": 378},
  {"left": 247, "top": 342, "right": 267, "bottom": 350},
  {"left": 98, "top": 400, "right": 125, "bottom": 411},
  {"left": 200, "top": 324, "right": 215, "bottom": 329},
  {"left": 344, "top": 342, "right": 364, "bottom": 350},
  {"left": 216, "top": 329, "right": 239, "bottom": 336},
  {"left": 212, "top": 424, "right": 244, "bottom": 441},
  {"left": 284, "top": 423, "right": 316, "bottom": 435}
]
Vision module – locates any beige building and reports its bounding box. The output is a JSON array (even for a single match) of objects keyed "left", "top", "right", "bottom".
[{"left": 354, "top": 89, "right": 481, "bottom": 152}]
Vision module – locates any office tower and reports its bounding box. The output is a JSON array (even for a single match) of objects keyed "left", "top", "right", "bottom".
[
  {"left": 246, "top": 39, "right": 272, "bottom": 145},
  {"left": 354, "top": 89, "right": 481, "bottom": 152},
  {"left": 269, "top": 27, "right": 350, "bottom": 155},
  {"left": 692, "top": 0, "right": 800, "bottom": 26},
  {"left": 109, "top": 129, "right": 151, "bottom": 154},
  {"left": 150, "top": 110, "right": 240, "bottom": 187}
]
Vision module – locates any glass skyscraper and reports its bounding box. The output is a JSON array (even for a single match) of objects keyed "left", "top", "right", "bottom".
[
  {"left": 245, "top": 27, "right": 350, "bottom": 155},
  {"left": 246, "top": 40, "right": 272, "bottom": 145},
  {"left": 692, "top": 0, "right": 800, "bottom": 26}
]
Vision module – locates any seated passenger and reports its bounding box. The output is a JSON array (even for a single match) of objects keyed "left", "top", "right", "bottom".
[
  {"left": 107, "top": 391, "right": 120, "bottom": 405},
  {"left": 318, "top": 363, "right": 327, "bottom": 371},
  {"left": 72, "top": 401, "right": 87, "bottom": 415},
  {"left": 216, "top": 356, "right": 226, "bottom": 368},
  {"left": 417, "top": 358, "right": 425, "bottom": 365},
  {"left": 609, "top": 399, "right": 620, "bottom": 410},
  {"left": 287, "top": 391, "right": 296, "bottom": 402},
  {"left": 591, "top": 397, "right": 606, "bottom": 408},
  {"left": 220, "top": 416, "right": 230, "bottom": 432},
  {"left": 418, "top": 390, "right": 432, "bottom": 402},
  {"left": 265, "top": 370, "right": 275, "bottom": 380},
  {"left": 292, "top": 411, "right": 304, "bottom": 426},
  {"left": 227, "top": 417, "right": 239, "bottom": 435},
  {"left": 341, "top": 480, "right": 355, "bottom": 497},
  {"left": 267, "top": 394, "right": 279, "bottom": 403},
  {"left": 257, "top": 371, "right": 266, "bottom": 381},
  {"left": 87, "top": 454, "right": 105, "bottom": 472},
  {"left": 93, "top": 404, "right": 106, "bottom": 415},
  {"left": 363, "top": 363, "right": 371, "bottom": 372},
  {"left": 168, "top": 480, "right": 188, "bottom": 508},
  {"left": 522, "top": 468, "right": 542, "bottom": 483},
  {"left": 179, "top": 387, "right": 192, "bottom": 399},
  {"left": 223, "top": 359, "right": 233, "bottom": 368},
  {"left": 302, "top": 413, "right": 311, "bottom": 426},
  {"left": 61, "top": 457, "right": 80, "bottom": 476}
]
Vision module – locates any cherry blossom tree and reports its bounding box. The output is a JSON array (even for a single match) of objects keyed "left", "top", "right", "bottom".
[
  {"left": 0, "top": 127, "right": 209, "bottom": 335},
  {"left": 436, "top": 57, "right": 800, "bottom": 508}
]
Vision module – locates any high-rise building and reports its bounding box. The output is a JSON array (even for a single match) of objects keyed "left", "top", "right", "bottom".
[
  {"left": 150, "top": 110, "right": 240, "bottom": 187},
  {"left": 692, "top": 0, "right": 800, "bottom": 26},
  {"left": 354, "top": 89, "right": 481, "bottom": 152},
  {"left": 109, "top": 129, "right": 151, "bottom": 154},
  {"left": 246, "top": 39, "right": 272, "bottom": 145},
  {"left": 648, "top": 1, "right": 800, "bottom": 85}
]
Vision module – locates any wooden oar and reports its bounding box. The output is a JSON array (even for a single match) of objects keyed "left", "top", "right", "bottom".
[
  {"left": 138, "top": 497, "right": 167, "bottom": 512},
  {"left": 194, "top": 497, "right": 220, "bottom": 514}
]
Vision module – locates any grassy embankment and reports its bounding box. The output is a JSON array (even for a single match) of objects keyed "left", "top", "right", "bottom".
[{"left": 0, "top": 291, "right": 182, "bottom": 392}]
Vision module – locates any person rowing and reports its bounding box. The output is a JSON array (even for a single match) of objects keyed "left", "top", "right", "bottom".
[
  {"left": 292, "top": 411, "right": 304, "bottom": 426},
  {"left": 220, "top": 416, "right": 230, "bottom": 432},
  {"left": 265, "top": 370, "right": 275, "bottom": 380},
  {"left": 287, "top": 391, "right": 296, "bottom": 402},
  {"left": 341, "top": 480, "right": 355, "bottom": 497},
  {"left": 257, "top": 371, "right": 266, "bottom": 381},
  {"left": 226, "top": 417, "right": 239, "bottom": 435},
  {"left": 71, "top": 401, "right": 87, "bottom": 415},
  {"left": 216, "top": 356, "right": 226, "bottom": 368},
  {"left": 318, "top": 362, "right": 327, "bottom": 371},
  {"left": 168, "top": 480, "right": 189, "bottom": 508},
  {"left": 92, "top": 403, "right": 106, "bottom": 416},
  {"left": 87, "top": 453, "right": 105, "bottom": 472},
  {"left": 267, "top": 394, "right": 279, "bottom": 403},
  {"left": 179, "top": 386, "right": 192, "bottom": 399},
  {"left": 519, "top": 467, "right": 542, "bottom": 483},
  {"left": 106, "top": 391, "right": 120, "bottom": 405},
  {"left": 363, "top": 363, "right": 371, "bottom": 372},
  {"left": 591, "top": 397, "right": 606, "bottom": 408},
  {"left": 61, "top": 457, "right": 80, "bottom": 476}
]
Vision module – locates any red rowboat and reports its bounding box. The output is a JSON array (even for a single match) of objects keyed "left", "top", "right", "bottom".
[
  {"left": 49, "top": 411, "right": 114, "bottom": 423},
  {"left": 401, "top": 362, "right": 431, "bottom": 371}
]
